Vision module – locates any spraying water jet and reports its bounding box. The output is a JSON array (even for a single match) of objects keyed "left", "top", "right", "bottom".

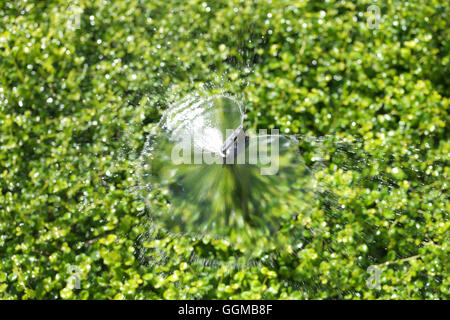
[{"left": 137, "top": 93, "right": 316, "bottom": 266}]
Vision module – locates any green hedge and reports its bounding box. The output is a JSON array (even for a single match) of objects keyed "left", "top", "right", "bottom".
[{"left": 0, "top": 0, "right": 448, "bottom": 299}]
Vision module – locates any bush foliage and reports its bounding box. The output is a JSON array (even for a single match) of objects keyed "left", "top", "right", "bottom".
[{"left": 0, "top": 0, "right": 448, "bottom": 299}]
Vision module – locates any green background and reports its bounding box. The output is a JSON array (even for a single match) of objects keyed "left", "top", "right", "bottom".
[{"left": 0, "top": 0, "right": 448, "bottom": 299}]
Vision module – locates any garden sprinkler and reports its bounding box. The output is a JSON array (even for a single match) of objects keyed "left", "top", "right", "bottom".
[{"left": 221, "top": 123, "right": 249, "bottom": 166}]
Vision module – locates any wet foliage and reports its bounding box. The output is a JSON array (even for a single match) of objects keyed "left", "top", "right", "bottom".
[{"left": 0, "top": 0, "right": 448, "bottom": 299}]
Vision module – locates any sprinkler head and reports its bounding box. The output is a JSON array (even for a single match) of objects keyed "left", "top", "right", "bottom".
[{"left": 221, "top": 124, "right": 248, "bottom": 166}]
